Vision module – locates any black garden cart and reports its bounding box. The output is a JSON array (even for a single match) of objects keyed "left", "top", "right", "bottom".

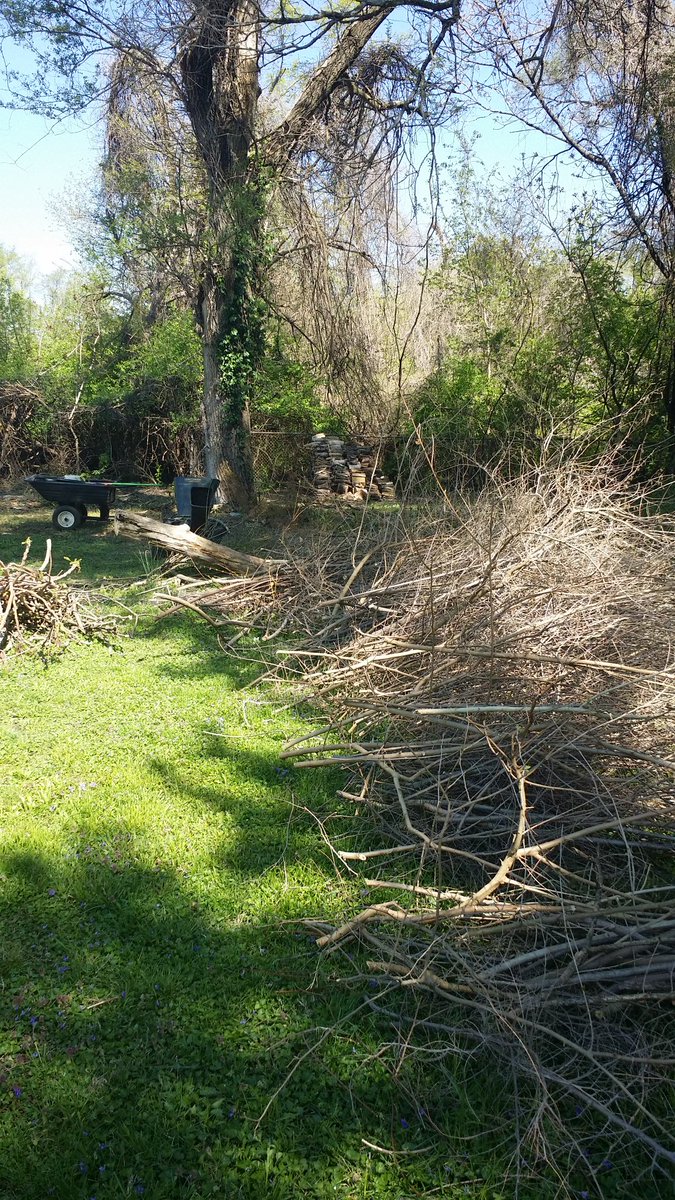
[
  {"left": 25, "top": 475, "right": 119, "bottom": 530},
  {"left": 25, "top": 474, "right": 219, "bottom": 533}
]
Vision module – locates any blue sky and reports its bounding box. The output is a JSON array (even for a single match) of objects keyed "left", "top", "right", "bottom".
[
  {"left": 0, "top": 17, "right": 590, "bottom": 284},
  {"left": 0, "top": 105, "right": 102, "bottom": 276}
]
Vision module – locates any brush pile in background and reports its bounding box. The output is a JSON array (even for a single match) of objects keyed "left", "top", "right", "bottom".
[
  {"left": 280, "top": 466, "right": 675, "bottom": 1180},
  {"left": 0, "top": 541, "right": 117, "bottom": 656}
]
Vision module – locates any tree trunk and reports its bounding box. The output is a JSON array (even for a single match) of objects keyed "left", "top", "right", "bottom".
[
  {"left": 180, "top": 1, "right": 400, "bottom": 503},
  {"left": 198, "top": 267, "right": 255, "bottom": 507},
  {"left": 181, "top": 0, "right": 260, "bottom": 507},
  {"left": 663, "top": 338, "right": 675, "bottom": 474}
]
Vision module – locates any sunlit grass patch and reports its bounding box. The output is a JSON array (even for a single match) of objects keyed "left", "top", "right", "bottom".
[
  {"left": 2, "top": 499, "right": 647, "bottom": 1198},
  {"left": 0, "top": 570, "right": 515, "bottom": 1199}
]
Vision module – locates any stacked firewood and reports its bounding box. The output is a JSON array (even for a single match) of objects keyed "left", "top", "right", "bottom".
[{"left": 310, "top": 434, "right": 396, "bottom": 501}]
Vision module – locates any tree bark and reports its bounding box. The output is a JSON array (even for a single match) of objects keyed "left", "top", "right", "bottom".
[
  {"left": 181, "top": 0, "right": 260, "bottom": 506},
  {"left": 265, "top": 7, "right": 392, "bottom": 168},
  {"left": 663, "top": 339, "right": 675, "bottom": 473},
  {"left": 113, "top": 509, "right": 282, "bottom": 572},
  {"left": 180, "top": 2, "right": 398, "bottom": 504},
  {"left": 198, "top": 266, "right": 255, "bottom": 506}
]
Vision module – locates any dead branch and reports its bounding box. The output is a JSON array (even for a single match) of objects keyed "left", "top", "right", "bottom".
[{"left": 113, "top": 510, "right": 285, "bottom": 574}]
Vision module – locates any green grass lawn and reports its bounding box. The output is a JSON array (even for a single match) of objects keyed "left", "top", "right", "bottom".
[
  {"left": 1, "top": 499, "right": 654, "bottom": 1200},
  {"left": 0, "top": 503, "right": 518, "bottom": 1200}
]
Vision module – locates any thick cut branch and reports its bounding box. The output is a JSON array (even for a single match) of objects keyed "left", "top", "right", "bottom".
[{"left": 114, "top": 510, "right": 283, "bottom": 574}]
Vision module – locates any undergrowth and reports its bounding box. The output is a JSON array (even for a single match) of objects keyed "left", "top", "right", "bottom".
[
  {"left": 0, "top": 503, "right": 523, "bottom": 1200},
  {"left": 1, "top": 490, "right": 667, "bottom": 1198}
]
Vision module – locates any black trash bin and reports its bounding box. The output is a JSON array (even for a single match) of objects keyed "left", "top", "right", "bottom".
[{"left": 174, "top": 476, "right": 219, "bottom": 533}]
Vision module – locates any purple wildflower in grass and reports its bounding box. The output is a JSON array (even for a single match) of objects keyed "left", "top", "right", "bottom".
[
  {"left": 30, "top": 1016, "right": 38, "bottom": 1027},
  {"left": 12, "top": 1086, "right": 22, "bottom": 1098},
  {"left": 400, "top": 1117, "right": 410, "bottom": 1129},
  {"left": 228, "top": 1108, "right": 236, "bottom": 1119},
  {"left": 48, "top": 889, "right": 56, "bottom": 897},
  {"left": 78, "top": 1161, "right": 88, "bottom": 1173},
  {"left": 601, "top": 1159, "right": 613, "bottom": 1170}
]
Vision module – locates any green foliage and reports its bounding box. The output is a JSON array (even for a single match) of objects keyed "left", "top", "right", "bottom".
[
  {"left": 0, "top": 247, "right": 37, "bottom": 380},
  {"left": 413, "top": 357, "right": 504, "bottom": 453},
  {"left": 0, "top": 252, "right": 206, "bottom": 478},
  {"left": 252, "top": 347, "right": 343, "bottom": 435},
  {"left": 219, "top": 181, "right": 271, "bottom": 425},
  {"left": 414, "top": 212, "right": 671, "bottom": 474},
  {"left": 35, "top": 275, "right": 125, "bottom": 408},
  {"left": 110, "top": 310, "right": 202, "bottom": 425}
]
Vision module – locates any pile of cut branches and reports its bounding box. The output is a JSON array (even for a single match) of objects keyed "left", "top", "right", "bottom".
[
  {"left": 0, "top": 541, "right": 117, "bottom": 657},
  {"left": 281, "top": 465, "right": 675, "bottom": 1182},
  {"left": 149, "top": 511, "right": 396, "bottom": 646}
]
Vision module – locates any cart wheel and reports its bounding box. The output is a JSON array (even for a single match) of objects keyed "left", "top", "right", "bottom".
[
  {"left": 77, "top": 503, "right": 88, "bottom": 521},
  {"left": 52, "top": 505, "right": 83, "bottom": 531}
]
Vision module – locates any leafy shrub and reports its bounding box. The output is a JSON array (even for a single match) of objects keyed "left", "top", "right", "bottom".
[{"left": 252, "top": 349, "right": 344, "bottom": 436}]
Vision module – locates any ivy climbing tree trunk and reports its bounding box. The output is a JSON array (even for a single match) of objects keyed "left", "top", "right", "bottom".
[
  {"left": 199, "top": 269, "right": 232, "bottom": 487},
  {"left": 197, "top": 252, "right": 257, "bottom": 508},
  {"left": 180, "top": 0, "right": 261, "bottom": 505},
  {"left": 180, "top": 1, "right": 396, "bottom": 506}
]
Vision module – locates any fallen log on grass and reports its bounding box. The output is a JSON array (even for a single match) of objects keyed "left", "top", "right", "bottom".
[{"left": 114, "top": 510, "right": 285, "bottom": 575}]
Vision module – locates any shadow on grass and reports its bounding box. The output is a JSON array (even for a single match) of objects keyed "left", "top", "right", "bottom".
[
  {"left": 145, "top": 747, "right": 344, "bottom": 882},
  {"left": 138, "top": 613, "right": 275, "bottom": 688},
  {"left": 0, "top": 832, "right": 463, "bottom": 1200}
]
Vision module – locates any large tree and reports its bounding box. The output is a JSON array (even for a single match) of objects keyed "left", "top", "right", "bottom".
[{"left": 0, "top": 1, "right": 461, "bottom": 503}]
